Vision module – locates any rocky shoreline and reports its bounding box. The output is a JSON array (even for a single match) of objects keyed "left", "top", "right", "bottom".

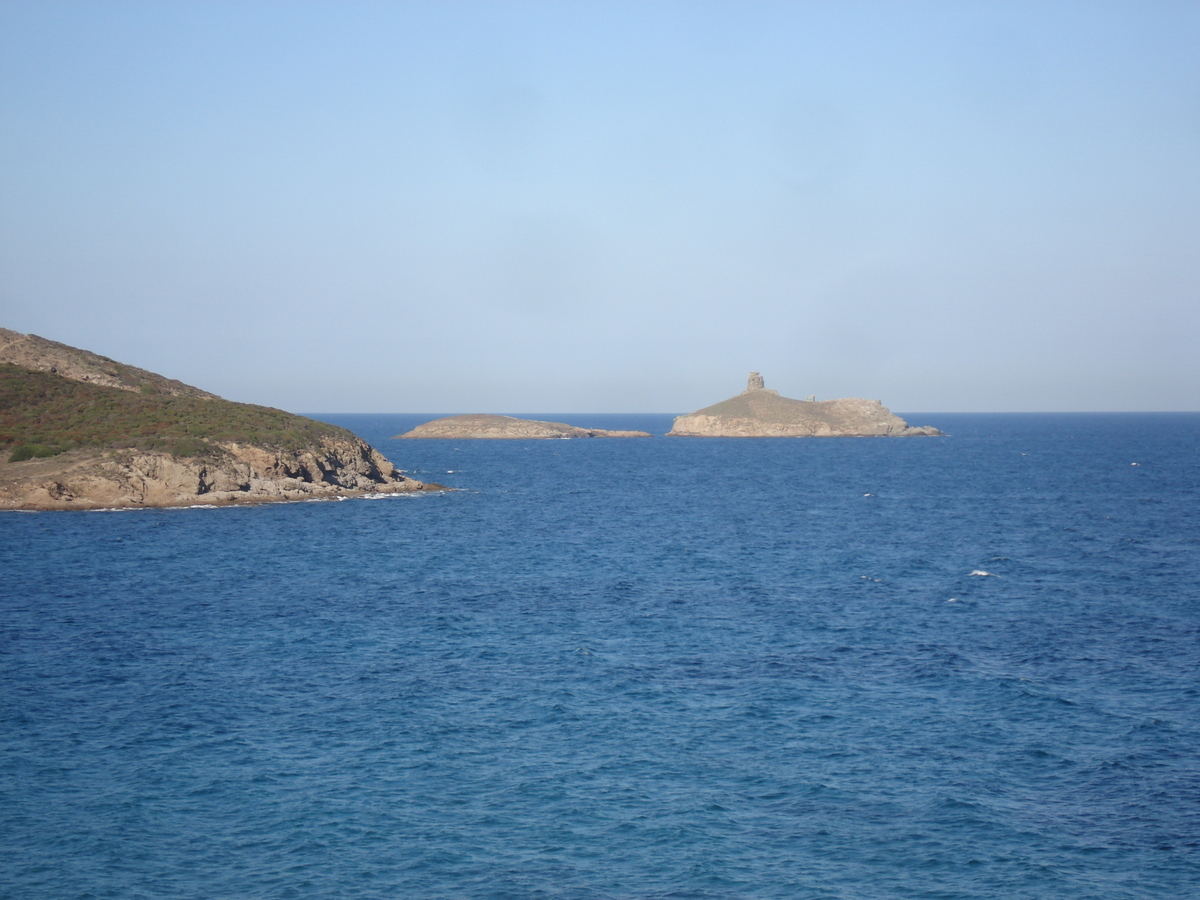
[{"left": 0, "top": 436, "right": 445, "bottom": 511}]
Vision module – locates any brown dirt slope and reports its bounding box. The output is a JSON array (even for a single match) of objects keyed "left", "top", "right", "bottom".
[{"left": 0, "top": 327, "right": 218, "bottom": 399}]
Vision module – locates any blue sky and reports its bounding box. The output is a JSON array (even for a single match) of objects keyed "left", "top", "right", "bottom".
[{"left": 2, "top": 1, "right": 1197, "bottom": 412}]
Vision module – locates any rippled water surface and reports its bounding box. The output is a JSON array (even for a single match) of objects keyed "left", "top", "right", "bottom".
[{"left": 2, "top": 413, "right": 1198, "bottom": 899}]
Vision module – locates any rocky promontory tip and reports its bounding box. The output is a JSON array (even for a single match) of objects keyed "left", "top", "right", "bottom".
[
  {"left": 668, "top": 373, "right": 942, "bottom": 437},
  {"left": 396, "top": 414, "right": 651, "bottom": 440},
  {"left": 0, "top": 328, "right": 442, "bottom": 510}
]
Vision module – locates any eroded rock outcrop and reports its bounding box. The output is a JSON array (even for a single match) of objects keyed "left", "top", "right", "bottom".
[
  {"left": 397, "top": 414, "right": 651, "bottom": 439},
  {"left": 668, "top": 374, "right": 942, "bottom": 437},
  {"left": 0, "top": 433, "right": 440, "bottom": 511}
]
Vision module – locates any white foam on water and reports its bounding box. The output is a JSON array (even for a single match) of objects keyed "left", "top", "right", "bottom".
[{"left": 969, "top": 570, "right": 999, "bottom": 577}]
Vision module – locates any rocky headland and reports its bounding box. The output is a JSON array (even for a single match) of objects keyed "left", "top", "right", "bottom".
[
  {"left": 397, "top": 414, "right": 651, "bottom": 439},
  {"left": 0, "top": 329, "right": 442, "bottom": 510},
  {"left": 668, "top": 373, "right": 942, "bottom": 437}
]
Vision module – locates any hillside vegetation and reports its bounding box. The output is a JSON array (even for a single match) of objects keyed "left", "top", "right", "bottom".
[{"left": 1, "top": 364, "right": 353, "bottom": 462}]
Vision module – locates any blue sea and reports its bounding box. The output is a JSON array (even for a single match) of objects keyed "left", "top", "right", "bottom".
[{"left": 2, "top": 413, "right": 1198, "bottom": 899}]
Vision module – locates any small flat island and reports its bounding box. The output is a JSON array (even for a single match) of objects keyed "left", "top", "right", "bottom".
[
  {"left": 668, "top": 373, "right": 942, "bottom": 437},
  {"left": 396, "top": 414, "right": 651, "bottom": 439}
]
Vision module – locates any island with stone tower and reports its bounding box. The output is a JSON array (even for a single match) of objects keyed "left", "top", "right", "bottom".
[{"left": 667, "top": 373, "right": 942, "bottom": 437}]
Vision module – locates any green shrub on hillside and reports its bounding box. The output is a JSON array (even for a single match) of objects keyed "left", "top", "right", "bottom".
[
  {"left": 0, "top": 364, "right": 356, "bottom": 460},
  {"left": 8, "top": 443, "right": 60, "bottom": 462}
]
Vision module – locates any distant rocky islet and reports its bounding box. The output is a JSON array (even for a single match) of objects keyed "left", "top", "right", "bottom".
[
  {"left": 397, "top": 376, "right": 939, "bottom": 440},
  {"left": 396, "top": 414, "right": 651, "bottom": 440},
  {"left": 667, "top": 373, "right": 942, "bottom": 437}
]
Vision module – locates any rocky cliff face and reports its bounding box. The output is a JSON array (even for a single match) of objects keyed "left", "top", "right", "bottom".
[
  {"left": 668, "top": 375, "right": 942, "bottom": 437},
  {"left": 0, "top": 434, "right": 436, "bottom": 510},
  {"left": 397, "top": 414, "right": 651, "bottom": 439}
]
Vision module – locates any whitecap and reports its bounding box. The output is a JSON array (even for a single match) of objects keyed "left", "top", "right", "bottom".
[{"left": 969, "top": 570, "right": 999, "bottom": 577}]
